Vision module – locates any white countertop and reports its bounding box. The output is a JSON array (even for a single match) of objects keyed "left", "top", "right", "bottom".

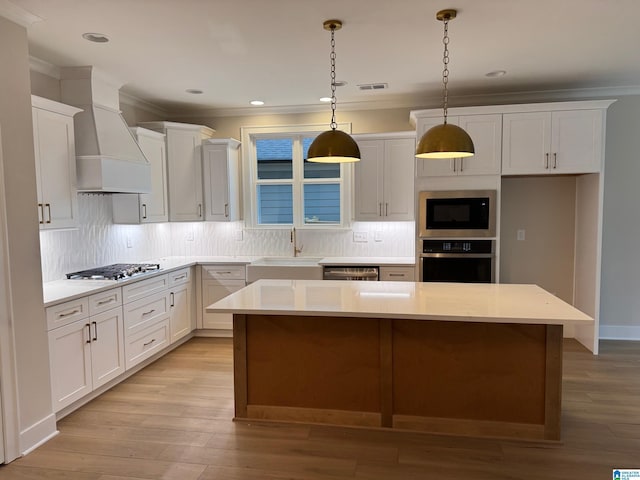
[
  {"left": 318, "top": 257, "right": 415, "bottom": 266},
  {"left": 206, "top": 279, "right": 594, "bottom": 326},
  {"left": 42, "top": 256, "right": 255, "bottom": 306}
]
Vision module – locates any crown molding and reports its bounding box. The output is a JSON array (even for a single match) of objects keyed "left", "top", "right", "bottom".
[
  {"left": 117, "top": 91, "right": 170, "bottom": 118},
  {"left": 0, "top": 0, "right": 42, "bottom": 27},
  {"left": 29, "top": 56, "right": 61, "bottom": 79}
]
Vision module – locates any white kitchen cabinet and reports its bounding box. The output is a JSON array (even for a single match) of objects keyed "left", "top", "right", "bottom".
[
  {"left": 47, "top": 287, "right": 124, "bottom": 412},
  {"left": 200, "top": 265, "right": 246, "bottom": 332},
  {"left": 354, "top": 133, "right": 415, "bottom": 221},
  {"left": 112, "top": 127, "right": 168, "bottom": 224},
  {"left": 139, "top": 121, "right": 214, "bottom": 221},
  {"left": 416, "top": 114, "right": 502, "bottom": 177},
  {"left": 168, "top": 267, "right": 194, "bottom": 343},
  {"left": 31, "top": 95, "right": 82, "bottom": 230},
  {"left": 380, "top": 266, "right": 416, "bottom": 281},
  {"left": 502, "top": 109, "right": 604, "bottom": 175},
  {"left": 203, "top": 138, "right": 241, "bottom": 221}
]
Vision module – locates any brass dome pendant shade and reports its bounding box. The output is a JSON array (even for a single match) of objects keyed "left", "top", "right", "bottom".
[
  {"left": 416, "top": 9, "right": 474, "bottom": 159},
  {"left": 308, "top": 20, "right": 360, "bottom": 163}
]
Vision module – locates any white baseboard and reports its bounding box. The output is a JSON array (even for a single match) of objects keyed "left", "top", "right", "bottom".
[
  {"left": 20, "top": 413, "right": 58, "bottom": 456},
  {"left": 599, "top": 325, "right": 640, "bottom": 341}
]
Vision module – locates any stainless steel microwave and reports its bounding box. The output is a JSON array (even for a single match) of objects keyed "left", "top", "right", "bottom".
[{"left": 418, "top": 190, "right": 497, "bottom": 238}]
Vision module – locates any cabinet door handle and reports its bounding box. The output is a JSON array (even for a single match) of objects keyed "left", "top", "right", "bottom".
[
  {"left": 92, "top": 321, "right": 98, "bottom": 341},
  {"left": 142, "top": 309, "right": 155, "bottom": 316},
  {"left": 142, "top": 203, "right": 147, "bottom": 219},
  {"left": 224, "top": 203, "right": 229, "bottom": 218},
  {"left": 451, "top": 159, "right": 456, "bottom": 172},
  {"left": 174, "top": 274, "right": 186, "bottom": 281},
  {"left": 459, "top": 158, "right": 464, "bottom": 172},
  {"left": 38, "top": 203, "right": 44, "bottom": 224},
  {"left": 553, "top": 152, "right": 557, "bottom": 169},
  {"left": 170, "top": 292, "right": 175, "bottom": 307},
  {"left": 198, "top": 204, "right": 202, "bottom": 217},
  {"left": 97, "top": 297, "right": 115, "bottom": 306},
  {"left": 85, "top": 323, "right": 91, "bottom": 344},
  {"left": 385, "top": 203, "right": 389, "bottom": 216},
  {"left": 388, "top": 273, "right": 405, "bottom": 277},
  {"left": 379, "top": 203, "right": 382, "bottom": 217},
  {"left": 545, "top": 153, "right": 549, "bottom": 169},
  {"left": 58, "top": 309, "right": 80, "bottom": 318},
  {"left": 216, "top": 271, "right": 232, "bottom": 275},
  {"left": 143, "top": 338, "right": 156, "bottom": 347},
  {"left": 45, "top": 203, "right": 52, "bottom": 223}
]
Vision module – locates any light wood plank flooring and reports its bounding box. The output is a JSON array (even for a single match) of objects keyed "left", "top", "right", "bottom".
[{"left": 1, "top": 338, "right": 639, "bottom": 479}]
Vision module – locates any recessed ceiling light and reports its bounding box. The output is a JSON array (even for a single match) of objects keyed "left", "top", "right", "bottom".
[
  {"left": 250, "top": 100, "right": 265, "bottom": 106},
  {"left": 185, "top": 89, "right": 203, "bottom": 94},
  {"left": 319, "top": 97, "right": 332, "bottom": 102},
  {"left": 485, "top": 70, "right": 507, "bottom": 78},
  {"left": 82, "top": 32, "right": 109, "bottom": 43}
]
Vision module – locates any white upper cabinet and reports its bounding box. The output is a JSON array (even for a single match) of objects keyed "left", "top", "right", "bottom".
[
  {"left": 112, "top": 127, "right": 168, "bottom": 224},
  {"left": 502, "top": 109, "right": 604, "bottom": 175},
  {"left": 139, "top": 122, "right": 214, "bottom": 221},
  {"left": 202, "top": 138, "right": 241, "bottom": 222},
  {"left": 354, "top": 133, "right": 415, "bottom": 221},
  {"left": 416, "top": 114, "right": 502, "bottom": 177},
  {"left": 31, "top": 95, "right": 82, "bottom": 230}
]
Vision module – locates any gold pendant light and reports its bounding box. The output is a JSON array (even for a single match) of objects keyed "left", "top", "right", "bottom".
[
  {"left": 308, "top": 20, "right": 361, "bottom": 163},
  {"left": 416, "top": 9, "right": 474, "bottom": 159}
]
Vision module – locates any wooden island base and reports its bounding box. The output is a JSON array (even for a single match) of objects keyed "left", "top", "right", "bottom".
[{"left": 232, "top": 313, "right": 563, "bottom": 441}]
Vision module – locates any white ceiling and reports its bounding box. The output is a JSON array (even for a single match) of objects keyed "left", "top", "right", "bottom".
[{"left": 10, "top": 0, "right": 640, "bottom": 115}]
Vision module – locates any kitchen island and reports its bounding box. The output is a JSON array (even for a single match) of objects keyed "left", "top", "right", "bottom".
[{"left": 206, "top": 280, "right": 593, "bottom": 441}]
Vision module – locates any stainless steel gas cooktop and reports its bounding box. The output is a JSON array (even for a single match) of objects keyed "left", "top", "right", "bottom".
[{"left": 66, "top": 263, "right": 161, "bottom": 280}]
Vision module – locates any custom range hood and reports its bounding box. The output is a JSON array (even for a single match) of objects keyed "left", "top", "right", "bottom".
[{"left": 60, "top": 66, "right": 151, "bottom": 193}]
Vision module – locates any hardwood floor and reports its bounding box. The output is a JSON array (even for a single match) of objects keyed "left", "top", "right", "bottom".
[{"left": 1, "top": 337, "right": 639, "bottom": 479}]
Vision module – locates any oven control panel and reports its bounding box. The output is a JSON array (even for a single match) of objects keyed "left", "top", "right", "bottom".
[{"left": 422, "top": 240, "right": 493, "bottom": 254}]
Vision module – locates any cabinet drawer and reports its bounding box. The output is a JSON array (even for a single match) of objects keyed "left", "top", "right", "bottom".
[
  {"left": 46, "top": 297, "right": 89, "bottom": 330},
  {"left": 122, "top": 274, "right": 169, "bottom": 304},
  {"left": 169, "top": 267, "right": 191, "bottom": 287},
  {"left": 125, "top": 318, "right": 170, "bottom": 370},
  {"left": 89, "top": 287, "right": 122, "bottom": 316},
  {"left": 123, "top": 290, "right": 170, "bottom": 337},
  {"left": 380, "top": 266, "right": 416, "bottom": 282},
  {"left": 202, "top": 264, "right": 245, "bottom": 280}
]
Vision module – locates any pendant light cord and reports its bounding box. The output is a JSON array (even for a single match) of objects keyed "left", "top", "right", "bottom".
[
  {"left": 330, "top": 25, "right": 337, "bottom": 130},
  {"left": 442, "top": 15, "right": 450, "bottom": 125}
]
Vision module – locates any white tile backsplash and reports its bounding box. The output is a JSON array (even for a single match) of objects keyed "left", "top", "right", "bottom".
[{"left": 40, "top": 194, "right": 415, "bottom": 281}]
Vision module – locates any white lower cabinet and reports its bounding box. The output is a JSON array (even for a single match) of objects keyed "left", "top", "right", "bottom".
[
  {"left": 168, "top": 267, "right": 194, "bottom": 343},
  {"left": 47, "top": 287, "right": 125, "bottom": 412},
  {"left": 200, "top": 265, "right": 246, "bottom": 332},
  {"left": 380, "top": 266, "right": 416, "bottom": 281},
  {"left": 125, "top": 319, "right": 171, "bottom": 369}
]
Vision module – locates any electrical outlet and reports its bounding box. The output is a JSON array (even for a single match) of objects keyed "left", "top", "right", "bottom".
[
  {"left": 185, "top": 230, "right": 194, "bottom": 241},
  {"left": 233, "top": 229, "right": 244, "bottom": 241},
  {"left": 126, "top": 236, "right": 132, "bottom": 248},
  {"left": 517, "top": 229, "right": 526, "bottom": 241},
  {"left": 353, "top": 231, "right": 368, "bottom": 243},
  {"left": 374, "top": 230, "right": 383, "bottom": 242}
]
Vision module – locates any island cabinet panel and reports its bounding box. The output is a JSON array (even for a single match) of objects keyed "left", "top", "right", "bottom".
[{"left": 243, "top": 315, "right": 382, "bottom": 426}]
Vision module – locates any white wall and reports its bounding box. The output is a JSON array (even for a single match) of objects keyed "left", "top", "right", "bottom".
[{"left": 599, "top": 95, "right": 640, "bottom": 339}]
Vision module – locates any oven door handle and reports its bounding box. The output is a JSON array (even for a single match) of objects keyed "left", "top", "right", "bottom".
[{"left": 420, "top": 253, "right": 494, "bottom": 259}]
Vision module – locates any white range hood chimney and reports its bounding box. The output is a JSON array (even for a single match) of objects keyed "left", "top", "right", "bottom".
[{"left": 60, "top": 66, "right": 151, "bottom": 193}]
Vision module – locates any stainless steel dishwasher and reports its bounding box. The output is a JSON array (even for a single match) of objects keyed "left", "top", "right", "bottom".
[{"left": 322, "top": 266, "right": 379, "bottom": 281}]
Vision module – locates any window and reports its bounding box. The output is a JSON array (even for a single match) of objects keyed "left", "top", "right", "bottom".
[{"left": 242, "top": 125, "right": 352, "bottom": 228}]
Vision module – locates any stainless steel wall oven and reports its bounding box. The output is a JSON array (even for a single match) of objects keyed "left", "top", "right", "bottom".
[{"left": 419, "top": 240, "right": 495, "bottom": 283}]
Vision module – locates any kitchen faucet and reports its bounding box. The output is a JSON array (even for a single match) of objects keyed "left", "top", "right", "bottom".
[{"left": 291, "top": 227, "right": 303, "bottom": 257}]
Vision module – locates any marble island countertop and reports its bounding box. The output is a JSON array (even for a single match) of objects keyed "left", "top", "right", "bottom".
[{"left": 206, "top": 279, "right": 594, "bottom": 326}]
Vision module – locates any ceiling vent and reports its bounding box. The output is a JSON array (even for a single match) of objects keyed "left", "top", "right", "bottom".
[{"left": 357, "top": 83, "right": 388, "bottom": 91}]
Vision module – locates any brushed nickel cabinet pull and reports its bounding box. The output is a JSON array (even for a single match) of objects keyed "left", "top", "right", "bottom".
[
  {"left": 170, "top": 292, "right": 175, "bottom": 307},
  {"left": 92, "top": 321, "right": 98, "bottom": 341},
  {"left": 59, "top": 309, "right": 80, "bottom": 318},
  {"left": 85, "top": 323, "right": 91, "bottom": 344},
  {"left": 175, "top": 274, "right": 186, "bottom": 280},
  {"left": 545, "top": 153, "right": 549, "bottom": 169},
  {"left": 142, "top": 309, "right": 155, "bottom": 316},
  {"left": 553, "top": 152, "right": 558, "bottom": 169},
  {"left": 46, "top": 203, "right": 52, "bottom": 223},
  {"left": 38, "top": 203, "right": 44, "bottom": 224},
  {"left": 142, "top": 203, "right": 147, "bottom": 219},
  {"left": 198, "top": 203, "right": 202, "bottom": 217},
  {"left": 379, "top": 203, "right": 382, "bottom": 217},
  {"left": 97, "top": 297, "right": 115, "bottom": 306},
  {"left": 224, "top": 203, "right": 229, "bottom": 217},
  {"left": 143, "top": 338, "right": 156, "bottom": 347},
  {"left": 460, "top": 159, "right": 464, "bottom": 172},
  {"left": 385, "top": 203, "right": 389, "bottom": 216},
  {"left": 389, "top": 273, "right": 404, "bottom": 277}
]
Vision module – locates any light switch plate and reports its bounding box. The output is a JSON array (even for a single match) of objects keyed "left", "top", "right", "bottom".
[
  {"left": 353, "top": 231, "right": 368, "bottom": 242},
  {"left": 374, "top": 230, "right": 383, "bottom": 242},
  {"left": 517, "top": 229, "right": 526, "bottom": 241},
  {"left": 233, "top": 229, "right": 243, "bottom": 241}
]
